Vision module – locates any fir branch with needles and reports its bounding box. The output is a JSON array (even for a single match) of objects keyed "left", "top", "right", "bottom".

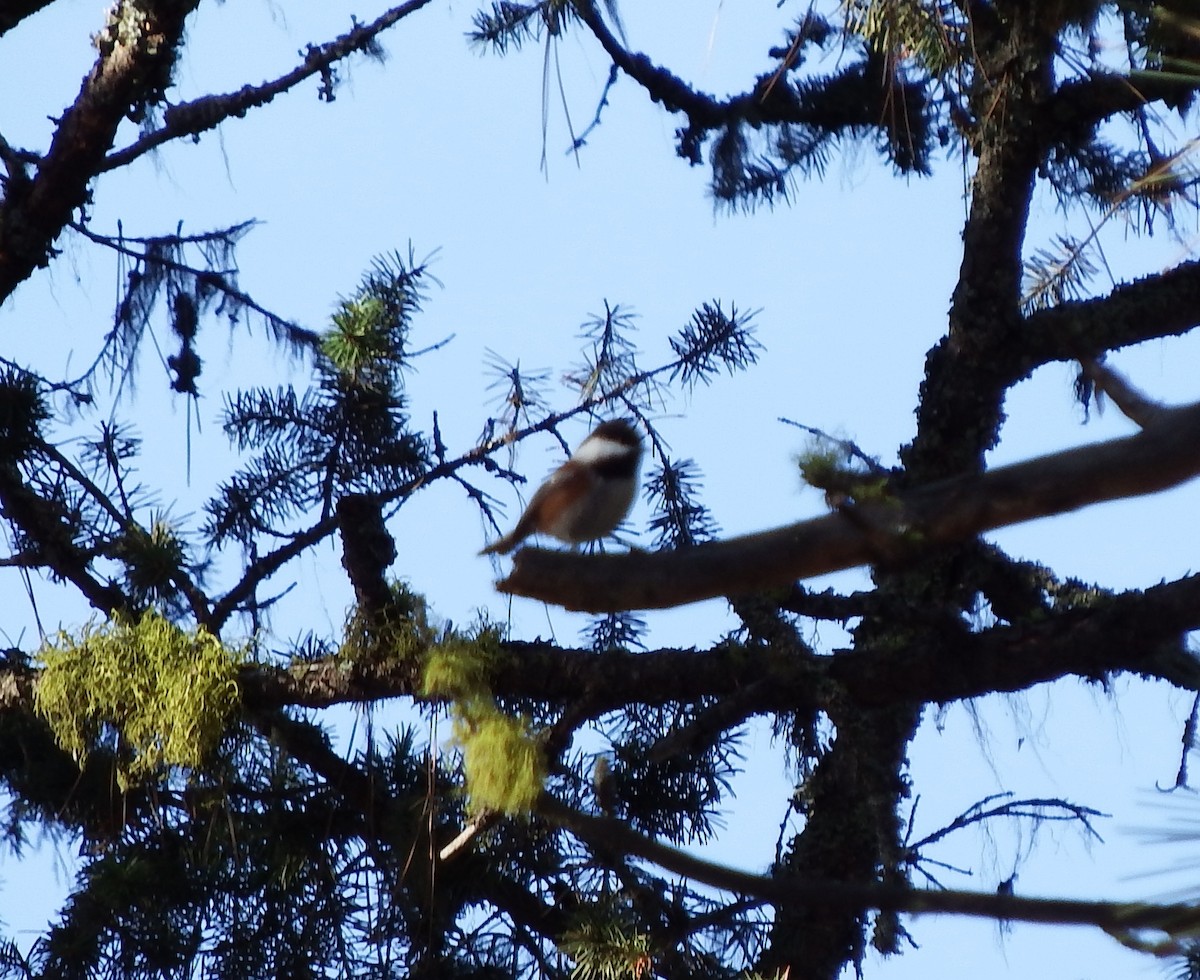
[
  {"left": 644, "top": 457, "right": 720, "bottom": 551},
  {"left": 469, "top": 0, "right": 576, "bottom": 54},
  {"left": 205, "top": 253, "right": 430, "bottom": 548},
  {"left": 1022, "top": 235, "right": 1102, "bottom": 315},
  {"left": 583, "top": 611, "right": 647, "bottom": 654},
  {"left": 669, "top": 302, "right": 762, "bottom": 390}
]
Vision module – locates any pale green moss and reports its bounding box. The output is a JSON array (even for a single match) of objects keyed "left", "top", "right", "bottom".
[
  {"left": 454, "top": 702, "right": 546, "bottom": 815},
  {"left": 35, "top": 612, "right": 245, "bottom": 787},
  {"left": 341, "top": 582, "right": 439, "bottom": 664},
  {"left": 422, "top": 627, "right": 543, "bottom": 815}
]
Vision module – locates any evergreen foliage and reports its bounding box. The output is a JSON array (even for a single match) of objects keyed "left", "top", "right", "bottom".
[{"left": 0, "top": 2, "right": 1197, "bottom": 980}]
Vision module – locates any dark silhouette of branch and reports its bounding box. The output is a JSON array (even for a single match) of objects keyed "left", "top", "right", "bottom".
[
  {"left": 498, "top": 401, "right": 1200, "bottom": 611},
  {"left": 70, "top": 222, "right": 321, "bottom": 352},
  {"left": 39, "top": 442, "right": 211, "bottom": 623},
  {"left": 210, "top": 515, "right": 337, "bottom": 630},
  {"left": 1020, "top": 259, "right": 1200, "bottom": 368},
  {"left": 101, "top": 0, "right": 436, "bottom": 172},
  {"left": 0, "top": 0, "right": 55, "bottom": 38},
  {"left": 1044, "top": 71, "right": 1200, "bottom": 143},
  {"left": 238, "top": 568, "right": 1200, "bottom": 714},
  {"left": 0, "top": 464, "right": 131, "bottom": 616},
  {"left": 538, "top": 794, "right": 1200, "bottom": 951}
]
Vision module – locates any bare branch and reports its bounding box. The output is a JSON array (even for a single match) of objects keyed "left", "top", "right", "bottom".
[
  {"left": 0, "top": 0, "right": 199, "bottom": 303},
  {"left": 101, "top": 0, "right": 437, "bottom": 172},
  {"left": 498, "top": 401, "right": 1200, "bottom": 611},
  {"left": 538, "top": 794, "right": 1200, "bottom": 948}
]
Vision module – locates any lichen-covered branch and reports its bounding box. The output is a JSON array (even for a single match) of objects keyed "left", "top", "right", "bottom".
[{"left": 0, "top": 0, "right": 199, "bottom": 303}]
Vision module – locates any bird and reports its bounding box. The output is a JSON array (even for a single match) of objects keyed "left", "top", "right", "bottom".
[{"left": 480, "top": 419, "right": 642, "bottom": 555}]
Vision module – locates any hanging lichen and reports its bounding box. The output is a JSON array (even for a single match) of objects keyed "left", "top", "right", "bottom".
[
  {"left": 421, "top": 629, "right": 545, "bottom": 815},
  {"left": 35, "top": 612, "right": 245, "bottom": 788}
]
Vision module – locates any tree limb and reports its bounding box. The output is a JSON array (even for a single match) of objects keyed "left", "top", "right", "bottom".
[
  {"left": 241, "top": 568, "right": 1200, "bottom": 713},
  {"left": 0, "top": 0, "right": 55, "bottom": 38},
  {"left": 498, "top": 401, "right": 1200, "bottom": 611},
  {"left": 0, "top": 0, "right": 199, "bottom": 303},
  {"left": 537, "top": 794, "right": 1200, "bottom": 950},
  {"left": 1019, "top": 259, "right": 1200, "bottom": 369},
  {"left": 101, "top": 0, "right": 436, "bottom": 172},
  {"left": 1043, "top": 71, "right": 1200, "bottom": 142}
]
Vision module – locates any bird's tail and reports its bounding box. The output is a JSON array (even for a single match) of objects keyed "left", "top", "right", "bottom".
[{"left": 479, "top": 533, "right": 517, "bottom": 556}]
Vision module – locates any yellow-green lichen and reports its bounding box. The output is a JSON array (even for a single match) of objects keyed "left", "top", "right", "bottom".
[
  {"left": 420, "top": 631, "right": 499, "bottom": 698},
  {"left": 453, "top": 702, "right": 546, "bottom": 815},
  {"left": 35, "top": 612, "right": 245, "bottom": 787},
  {"left": 798, "top": 449, "right": 890, "bottom": 504},
  {"left": 421, "top": 629, "right": 543, "bottom": 815}
]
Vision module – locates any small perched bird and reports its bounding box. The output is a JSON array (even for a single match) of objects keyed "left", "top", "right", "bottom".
[{"left": 480, "top": 419, "right": 642, "bottom": 555}]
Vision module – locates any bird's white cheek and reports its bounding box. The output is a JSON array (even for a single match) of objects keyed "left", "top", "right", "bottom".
[{"left": 571, "top": 437, "right": 637, "bottom": 467}]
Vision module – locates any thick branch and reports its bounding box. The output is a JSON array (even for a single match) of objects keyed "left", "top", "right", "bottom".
[
  {"left": 0, "top": 569, "right": 1192, "bottom": 727},
  {"left": 499, "top": 401, "right": 1200, "bottom": 611},
  {"left": 1045, "top": 71, "right": 1200, "bottom": 139},
  {"left": 241, "top": 569, "right": 1200, "bottom": 712},
  {"left": 0, "top": 0, "right": 53, "bottom": 37},
  {"left": 1019, "top": 260, "right": 1200, "bottom": 369},
  {"left": 0, "top": 0, "right": 198, "bottom": 303}
]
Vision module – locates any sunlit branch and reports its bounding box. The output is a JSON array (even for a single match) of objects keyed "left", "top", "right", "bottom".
[
  {"left": 0, "top": 0, "right": 198, "bottom": 304},
  {"left": 101, "top": 0, "right": 437, "bottom": 172}
]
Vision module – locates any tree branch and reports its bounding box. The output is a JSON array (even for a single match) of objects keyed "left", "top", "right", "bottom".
[
  {"left": 1044, "top": 71, "right": 1200, "bottom": 143},
  {"left": 1019, "top": 259, "right": 1200, "bottom": 369},
  {"left": 0, "top": 0, "right": 54, "bottom": 38},
  {"left": 70, "top": 221, "right": 322, "bottom": 352},
  {"left": 537, "top": 794, "right": 1200, "bottom": 950},
  {"left": 101, "top": 0, "right": 436, "bottom": 172},
  {"left": 0, "top": 0, "right": 199, "bottom": 303},
  {"left": 240, "top": 568, "right": 1200, "bottom": 714},
  {"left": 498, "top": 401, "right": 1200, "bottom": 611}
]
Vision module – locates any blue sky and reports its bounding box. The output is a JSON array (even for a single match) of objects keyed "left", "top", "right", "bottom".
[{"left": 2, "top": 2, "right": 1199, "bottom": 977}]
